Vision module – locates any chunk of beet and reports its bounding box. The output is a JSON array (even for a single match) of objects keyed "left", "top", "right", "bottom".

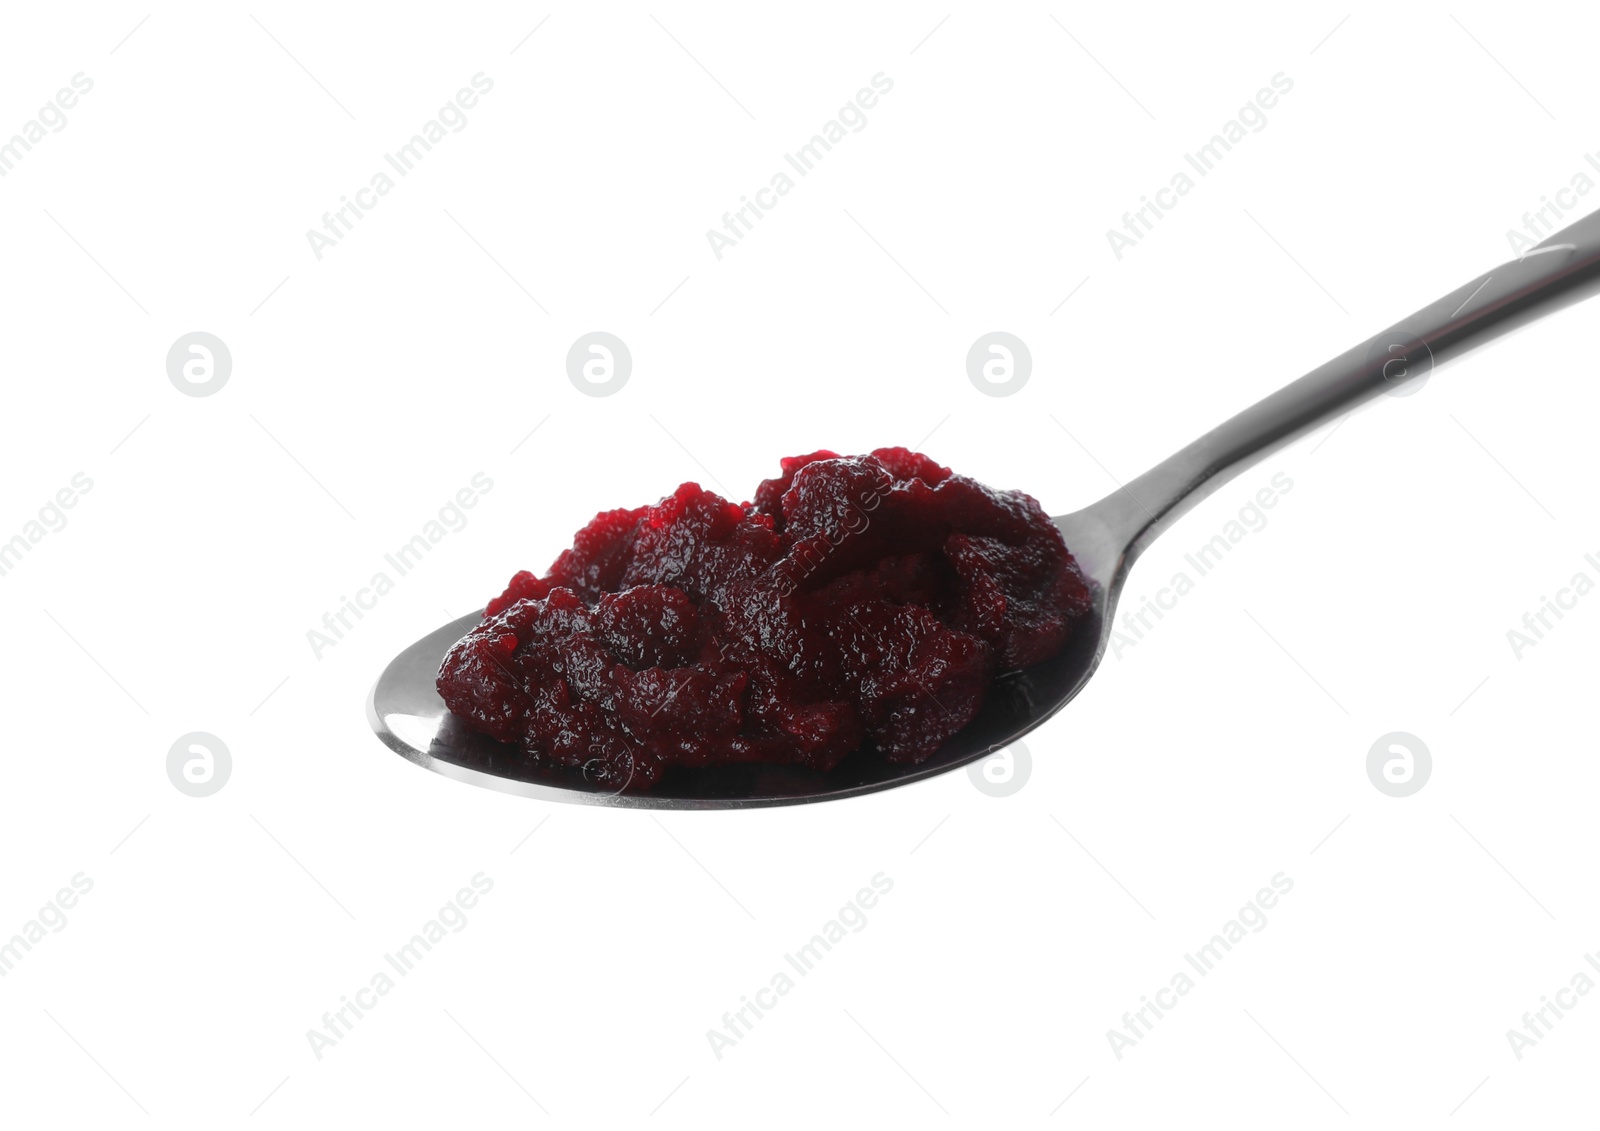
[{"left": 439, "top": 450, "right": 1091, "bottom": 788}]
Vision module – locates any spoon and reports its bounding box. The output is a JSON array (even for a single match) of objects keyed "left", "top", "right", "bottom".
[{"left": 369, "top": 210, "right": 1600, "bottom": 808}]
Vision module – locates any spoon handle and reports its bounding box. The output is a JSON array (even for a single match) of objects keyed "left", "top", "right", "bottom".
[{"left": 1092, "top": 209, "right": 1600, "bottom": 567}]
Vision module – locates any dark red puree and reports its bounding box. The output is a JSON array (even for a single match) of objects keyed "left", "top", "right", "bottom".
[{"left": 437, "top": 449, "right": 1090, "bottom": 788}]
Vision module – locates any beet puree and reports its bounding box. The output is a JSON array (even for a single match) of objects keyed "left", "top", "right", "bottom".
[{"left": 436, "top": 448, "right": 1090, "bottom": 788}]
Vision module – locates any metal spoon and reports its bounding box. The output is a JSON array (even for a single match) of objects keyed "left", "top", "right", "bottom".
[{"left": 369, "top": 210, "right": 1600, "bottom": 809}]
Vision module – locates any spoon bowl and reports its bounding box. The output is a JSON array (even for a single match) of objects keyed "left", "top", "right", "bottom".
[
  {"left": 369, "top": 209, "right": 1600, "bottom": 807},
  {"left": 366, "top": 503, "right": 1122, "bottom": 809}
]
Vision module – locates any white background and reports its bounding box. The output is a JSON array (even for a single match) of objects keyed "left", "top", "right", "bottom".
[{"left": 1, "top": 1, "right": 1596, "bottom": 1126}]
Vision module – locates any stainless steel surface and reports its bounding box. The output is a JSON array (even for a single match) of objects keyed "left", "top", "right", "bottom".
[{"left": 368, "top": 210, "right": 1600, "bottom": 808}]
